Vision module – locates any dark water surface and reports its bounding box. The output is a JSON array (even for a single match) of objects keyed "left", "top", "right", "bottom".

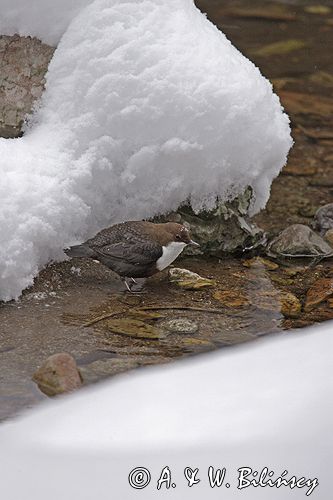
[{"left": 1, "top": 0, "right": 333, "bottom": 421}]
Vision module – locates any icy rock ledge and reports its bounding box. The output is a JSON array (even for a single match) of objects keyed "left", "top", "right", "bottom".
[
  {"left": 0, "top": 0, "right": 292, "bottom": 301},
  {"left": 155, "top": 187, "right": 266, "bottom": 255}
]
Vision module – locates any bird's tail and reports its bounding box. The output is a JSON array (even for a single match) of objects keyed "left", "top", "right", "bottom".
[{"left": 64, "top": 244, "right": 95, "bottom": 258}]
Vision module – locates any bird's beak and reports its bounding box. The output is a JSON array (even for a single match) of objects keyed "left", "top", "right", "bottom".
[{"left": 189, "top": 240, "right": 200, "bottom": 247}]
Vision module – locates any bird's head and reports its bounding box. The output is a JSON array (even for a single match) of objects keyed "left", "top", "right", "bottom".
[{"left": 165, "top": 223, "right": 200, "bottom": 247}]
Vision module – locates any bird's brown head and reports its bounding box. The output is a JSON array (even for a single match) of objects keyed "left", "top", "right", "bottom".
[{"left": 163, "top": 222, "right": 199, "bottom": 247}]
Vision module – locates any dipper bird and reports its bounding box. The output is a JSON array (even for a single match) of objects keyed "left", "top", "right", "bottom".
[{"left": 65, "top": 221, "right": 199, "bottom": 291}]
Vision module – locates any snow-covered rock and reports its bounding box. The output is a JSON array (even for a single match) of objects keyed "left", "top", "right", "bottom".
[
  {"left": 0, "top": 322, "right": 331, "bottom": 499},
  {"left": 0, "top": 35, "right": 54, "bottom": 138},
  {"left": 0, "top": 0, "right": 292, "bottom": 301}
]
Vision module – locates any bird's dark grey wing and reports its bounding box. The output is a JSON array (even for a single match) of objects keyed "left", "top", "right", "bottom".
[{"left": 95, "top": 240, "right": 163, "bottom": 266}]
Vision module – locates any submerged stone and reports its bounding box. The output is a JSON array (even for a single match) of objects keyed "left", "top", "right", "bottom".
[
  {"left": 304, "top": 278, "right": 333, "bottom": 312},
  {"left": 106, "top": 319, "right": 161, "bottom": 340},
  {"left": 213, "top": 290, "right": 249, "bottom": 308},
  {"left": 242, "top": 256, "right": 279, "bottom": 270},
  {"left": 162, "top": 319, "right": 199, "bottom": 335}
]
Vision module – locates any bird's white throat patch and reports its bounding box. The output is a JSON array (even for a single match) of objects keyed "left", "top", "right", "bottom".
[{"left": 156, "top": 242, "right": 187, "bottom": 271}]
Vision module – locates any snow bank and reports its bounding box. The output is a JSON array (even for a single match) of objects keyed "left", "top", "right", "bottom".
[
  {"left": 0, "top": 0, "right": 292, "bottom": 301},
  {"left": 0, "top": 323, "right": 331, "bottom": 499},
  {"left": 0, "top": 0, "right": 93, "bottom": 45}
]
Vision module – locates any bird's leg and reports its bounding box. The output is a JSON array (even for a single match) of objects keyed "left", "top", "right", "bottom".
[{"left": 123, "top": 278, "right": 133, "bottom": 292}]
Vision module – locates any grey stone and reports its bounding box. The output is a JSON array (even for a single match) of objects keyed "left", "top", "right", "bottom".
[
  {"left": 161, "top": 318, "right": 199, "bottom": 334},
  {"left": 312, "top": 203, "right": 333, "bottom": 236},
  {"left": 267, "top": 224, "right": 333, "bottom": 258}
]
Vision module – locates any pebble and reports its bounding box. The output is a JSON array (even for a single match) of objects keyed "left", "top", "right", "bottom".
[
  {"left": 213, "top": 289, "right": 249, "bottom": 307},
  {"left": 32, "top": 353, "right": 82, "bottom": 397},
  {"left": 279, "top": 292, "right": 302, "bottom": 319},
  {"left": 162, "top": 318, "right": 199, "bottom": 334},
  {"left": 282, "top": 162, "right": 317, "bottom": 177}
]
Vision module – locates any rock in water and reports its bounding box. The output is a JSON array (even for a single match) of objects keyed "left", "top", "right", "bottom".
[
  {"left": 0, "top": 0, "right": 292, "bottom": 301},
  {"left": 304, "top": 278, "right": 333, "bottom": 312},
  {"left": 162, "top": 319, "right": 199, "bottom": 335},
  {"left": 32, "top": 353, "right": 82, "bottom": 397},
  {"left": 267, "top": 224, "right": 333, "bottom": 258},
  {"left": 312, "top": 204, "right": 333, "bottom": 235},
  {"left": 169, "top": 268, "right": 216, "bottom": 289}
]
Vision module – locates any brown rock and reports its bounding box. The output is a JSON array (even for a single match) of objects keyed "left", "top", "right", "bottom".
[
  {"left": 252, "top": 39, "right": 307, "bottom": 57},
  {"left": 282, "top": 161, "right": 317, "bottom": 176},
  {"left": 305, "top": 5, "right": 331, "bottom": 15},
  {"left": 279, "top": 90, "right": 333, "bottom": 117},
  {"left": 213, "top": 290, "right": 249, "bottom": 308},
  {"left": 304, "top": 278, "right": 333, "bottom": 312},
  {"left": 106, "top": 318, "right": 161, "bottom": 339},
  {"left": 224, "top": 5, "right": 296, "bottom": 21},
  {"left": 279, "top": 292, "right": 302, "bottom": 319},
  {"left": 32, "top": 353, "right": 82, "bottom": 397},
  {"left": 323, "top": 153, "right": 333, "bottom": 163},
  {"left": 298, "top": 126, "right": 333, "bottom": 142},
  {"left": 309, "top": 177, "right": 333, "bottom": 187}
]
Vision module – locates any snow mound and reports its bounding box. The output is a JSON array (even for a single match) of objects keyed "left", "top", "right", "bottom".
[
  {"left": 0, "top": 323, "right": 331, "bottom": 499},
  {"left": 0, "top": 0, "right": 292, "bottom": 301}
]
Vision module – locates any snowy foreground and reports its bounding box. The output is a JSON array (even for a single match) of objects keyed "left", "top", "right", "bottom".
[
  {"left": 0, "top": 323, "right": 332, "bottom": 499},
  {"left": 0, "top": 0, "right": 292, "bottom": 301}
]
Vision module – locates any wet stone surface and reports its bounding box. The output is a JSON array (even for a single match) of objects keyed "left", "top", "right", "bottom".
[{"left": 1, "top": 0, "right": 333, "bottom": 420}]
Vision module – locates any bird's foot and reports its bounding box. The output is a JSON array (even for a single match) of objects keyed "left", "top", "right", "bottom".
[{"left": 123, "top": 277, "right": 146, "bottom": 294}]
